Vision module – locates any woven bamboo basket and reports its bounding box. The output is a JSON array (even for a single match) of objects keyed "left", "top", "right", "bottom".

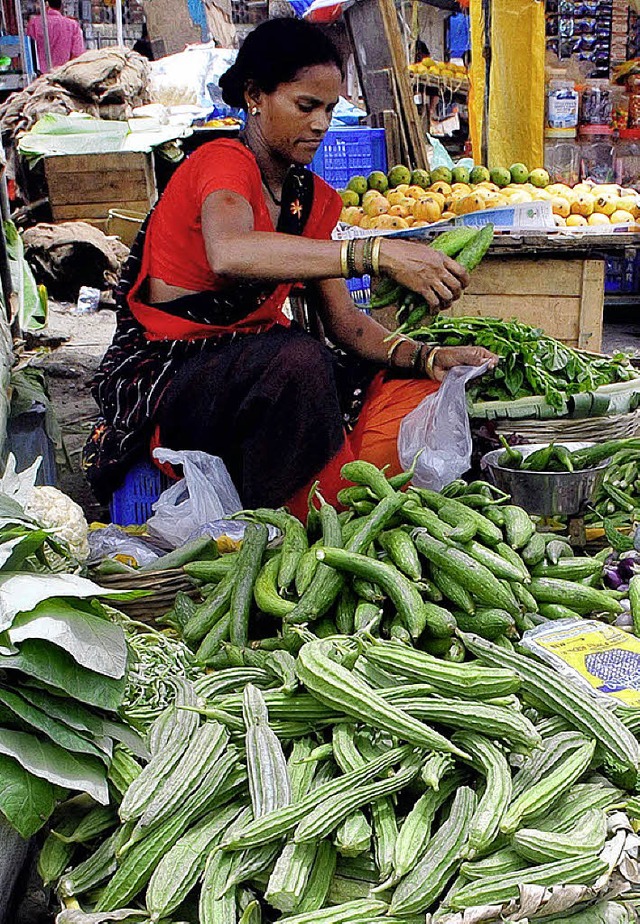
[
  {"left": 494, "top": 406, "right": 640, "bottom": 443},
  {"left": 95, "top": 567, "right": 199, "bottom": 623}
]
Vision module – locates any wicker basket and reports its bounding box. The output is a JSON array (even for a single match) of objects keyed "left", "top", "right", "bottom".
[
  {"left": 95, "top": 567, "right": 199, "bottom": 623},
  {"left": 495, "top": 406, "right": 640, "bottom": 443}
]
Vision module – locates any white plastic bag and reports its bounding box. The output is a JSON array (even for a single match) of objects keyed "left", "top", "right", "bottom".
[
  {"left": 146, "top": 449, "right": 242, "bottom": 549},
  {"left": 398, "top": 362, "right": 490, "bottom": 491}
]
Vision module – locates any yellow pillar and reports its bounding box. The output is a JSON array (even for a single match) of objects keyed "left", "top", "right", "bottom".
[{"left": 469, "top": 0, "right": 545, "bottom": 169}]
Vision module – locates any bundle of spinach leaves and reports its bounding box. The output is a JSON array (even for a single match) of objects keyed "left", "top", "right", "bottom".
[
  {"left": 0, "top": 497, "right": 148, "bottom": 838},
  {"left": 410, "top": 317, "right": 639, "bottom": 410}
]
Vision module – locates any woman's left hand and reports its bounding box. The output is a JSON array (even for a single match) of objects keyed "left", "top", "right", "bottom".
[{"left": 431, "top": 345, "right": 500, "bottom": 382}]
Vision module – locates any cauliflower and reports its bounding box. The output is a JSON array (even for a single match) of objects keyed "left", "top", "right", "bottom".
[{"left": 24, "top": 486, "right": 90, "bottom": 562}]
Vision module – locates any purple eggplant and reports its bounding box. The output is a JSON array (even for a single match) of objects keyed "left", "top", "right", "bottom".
[{"left": 603, "top": 567, "right": 624, "bottom": 590}]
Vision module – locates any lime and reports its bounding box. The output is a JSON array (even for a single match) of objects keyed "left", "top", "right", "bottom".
[
  {"left": 387, "top": 164, "right": 412, "bottom": 188},
  {"left": 509, "top": 163, "right": 529, "bottom": 184},
  {"left": 347, "top": 175, "right": 368, "bottom": 196},
  {"left": 469, "top": 165, "right": 490, "bottom": 185},
  {"left": 410, "top": 168, "right": 431, "bottom": 190},
  {"left": 529, "top": 168, "right": 550, "bottom": 189},
  {"left": 368, "top": 170, "right": 389, "bottom": 193},
  {"left": 451, "top": 165, "right": 470, "bottom": 184},
  {"left": 339, "top": 188, "right": 360, "bottom": 207},
  {"left": 431, "top": 166, "right": 453, "bottom": 185},
  {"left": 490, "top": 167, "right": 511, "bottom": 188}
]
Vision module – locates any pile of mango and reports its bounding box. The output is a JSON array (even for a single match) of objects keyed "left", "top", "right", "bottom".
[
  {"left": 409, "top": 56, "right": 468, "bottom": 81},
  {"left": 338, "top": 162, "right": 640, "bottom": 231}
]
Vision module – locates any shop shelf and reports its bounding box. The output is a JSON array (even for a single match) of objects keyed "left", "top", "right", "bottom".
[
  {"left": 110, "top": 460, "right": 170, "bottom": 526},
  {"left": 310, "top": 127, "right": 387, "bottom": 190}
]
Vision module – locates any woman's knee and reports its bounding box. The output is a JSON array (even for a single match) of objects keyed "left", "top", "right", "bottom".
[{"left": 275, "top": 334, "right": 334, "bottom": 388}]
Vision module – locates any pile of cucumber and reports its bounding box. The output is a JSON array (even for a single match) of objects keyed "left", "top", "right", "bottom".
[
  {"left": 369, "top": 224, "right": 494, "bottom": 333},
  {"left": 168, "top": 460, "right": 625, "bottom": 668},
  {"left": 46, "top": 633, "right": 639, "bottom": 922}
]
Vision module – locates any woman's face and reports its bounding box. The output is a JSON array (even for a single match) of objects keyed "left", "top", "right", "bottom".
[{"left": 249, "top": 64, "right": 343, "bottom": 165}]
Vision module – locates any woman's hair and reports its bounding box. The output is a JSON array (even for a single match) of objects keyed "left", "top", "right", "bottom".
[{"left": 219, "top": 17, "right": 344, "bottom": 110}]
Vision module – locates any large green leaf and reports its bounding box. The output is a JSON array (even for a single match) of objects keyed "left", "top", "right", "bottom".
[
  {"left": 0, "top": 727, "right": 109, "bottom": 804},
  {"left": 18, "top": 685, "right": 105, "bottom": 736},
  {"left": 10, "top": 598, "right": 128, "bottom": 679},
  {"left": 0, "top": 688, "right": 107, "bottom": 763},
  {"left": 1, "top": 639, "right": 126, "bottom": 711},
  {"left": 0, "top": 753, "right": 58, "bottom": 837},
  {"left": 0, "top": 530, "right": 48, "bottom": 572},
  {"left": 0, "top": 572, "right": 147, "bottom": 631}
]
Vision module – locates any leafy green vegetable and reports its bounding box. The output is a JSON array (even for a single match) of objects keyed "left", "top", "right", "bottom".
[
  {"left": 1, "top": 639, "right": 127, "bottom": 711},
  {"left": 9, "top": 598, "right": 128, "bottom": 679},
  {"left": 410, "top": 317, "right": 639, "bottom": 409},
  {"left": 0, "top": 752, "right": 58, "bottom": 837},
  {"left": 4, "top": 220, "right": 47, "bottom": 331},
  {"left": 0, "top": 688, "right": 108, "bottom": 762},
  {"left": 0, "top": 727, "right": 109, "bottom": 804}
]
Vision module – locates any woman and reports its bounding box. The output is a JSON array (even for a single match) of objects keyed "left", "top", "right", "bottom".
[{"left": 83, "top": 17, "right": 497, "bottom": 519}]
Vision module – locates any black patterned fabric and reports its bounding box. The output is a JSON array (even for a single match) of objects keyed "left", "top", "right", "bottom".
[{"left": 82, "top": 166, "right": 316, "bottom": 501}]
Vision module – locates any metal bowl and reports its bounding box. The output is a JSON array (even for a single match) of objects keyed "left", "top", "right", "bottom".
[{"left": 482, "top": 441, "right": 610, "bottom": 517}]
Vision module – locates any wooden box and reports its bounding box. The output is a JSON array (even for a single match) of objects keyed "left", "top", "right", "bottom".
[
  {"left": 45, "top": 152, "right": 157, "bottom": 231},
  {"left": 443, "top": 256, "right": 604, "bottom": 352}
]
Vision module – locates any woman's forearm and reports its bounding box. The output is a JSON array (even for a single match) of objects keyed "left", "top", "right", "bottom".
[
  {"left": 207, "top": 231, "right": 346, "bottom": 282},
  {"left": 315, "top": 279, "right": 423, "bottom": 370}
]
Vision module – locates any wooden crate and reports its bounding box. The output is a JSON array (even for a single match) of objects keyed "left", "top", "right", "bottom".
[
  {"left": 45, "top": 152, "right": 157, "bottom": 228},
  {"left": 443, "top": 256, "right": 604, "bottom": 351}
]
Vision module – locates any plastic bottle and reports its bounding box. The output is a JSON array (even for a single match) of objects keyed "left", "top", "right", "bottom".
[
  {"left": 547, "top": 72, "right": 579, "bottom": 132},
  {"left": 615, "top": 128, "right": 640, "bottom": 187},
  {"left": 579, "top": 125, "right": 615, "bottom": 183},
  {"left": 544, "top": 130, "right": 580, "bottom": 184}
]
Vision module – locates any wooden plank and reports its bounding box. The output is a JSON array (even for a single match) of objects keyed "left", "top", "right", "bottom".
[
  {"left": 577, "top": 259, "right": 604, "bottom": 352},
  {"left": 377, "top": 0, "right": 429, "bottom": 168},
  {"left": 45, "top": 153, "right": 152, "bottom": 174},
  {"left": 47, "top": 171, "right": 150, "bottom": 206},
  {"left": 446, "top": 294, "right": 581, "bottom": 342},
  {"left": 466, "top": 258, "right": 583, "bottom": 297},
  {"left": 51, "top": 201, "right": 152, "bottom": 220}
]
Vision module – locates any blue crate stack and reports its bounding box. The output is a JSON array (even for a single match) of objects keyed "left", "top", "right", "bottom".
[{"left": 110, "top": 460, "right": 171, "bottom": 526}]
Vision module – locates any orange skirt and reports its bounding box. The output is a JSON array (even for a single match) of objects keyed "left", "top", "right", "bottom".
[{"left": 286, "top": 373, "right": 439, "bottom": 520}]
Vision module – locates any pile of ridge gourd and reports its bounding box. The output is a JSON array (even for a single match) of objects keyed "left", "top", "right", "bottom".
[{"left": 45, "top": 457, "right": 640, "bottom": 923}]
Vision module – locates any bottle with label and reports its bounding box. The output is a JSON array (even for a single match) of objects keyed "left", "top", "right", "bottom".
[{"left": 547, "top": 73, "right": 579, "bottom": 132}]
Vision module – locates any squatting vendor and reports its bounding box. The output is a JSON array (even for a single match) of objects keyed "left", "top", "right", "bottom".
[{"left": 83, "top": 17, "right": 498, "bottom": 519}]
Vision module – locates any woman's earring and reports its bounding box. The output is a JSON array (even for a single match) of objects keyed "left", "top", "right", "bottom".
[{"left": 250, "top": 105, "right": 260, "bottom": 116}]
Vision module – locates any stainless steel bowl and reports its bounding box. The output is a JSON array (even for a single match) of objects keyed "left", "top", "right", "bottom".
[{"left": 482, "top": 441, "right": 610, "bottom": 517}]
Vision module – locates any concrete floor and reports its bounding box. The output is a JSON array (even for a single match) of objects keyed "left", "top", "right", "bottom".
[{"left": 602, "top": 306, "right": 640, "bottom": 356}]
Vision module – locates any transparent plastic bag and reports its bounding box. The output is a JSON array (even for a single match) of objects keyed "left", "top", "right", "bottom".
[
  {"left": 146, "top": 449, "right": 242, "bottom": 549},
  {"left": 397, "top": 362, "right": 490, "bottom": 491}
]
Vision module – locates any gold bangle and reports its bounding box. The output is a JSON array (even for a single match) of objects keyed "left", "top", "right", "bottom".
[
  {"left": 387, "top": 335, "right": 410, "bottom": 367},
  {"left": 371, "top": 237, "right": 382, "bottom": 275},
  {"left": 340, "top": 240, "right": 350, "bottom": 279},
  {"left": 362, "top": 237, "right": 374, "bottom": 275},
  {"left": 347, "top": 239, "right": 358, "bottom": 278},
  {"left": 424, "top": 345, "right": 441, "bottom": 380}
]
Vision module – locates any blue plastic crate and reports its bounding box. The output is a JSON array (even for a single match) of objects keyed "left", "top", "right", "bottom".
[
  {"left": 605, "top": 250, "right": 640, "bottom": 295},
  {"left": 347, "top": 273, "right": 371, "bottom": 308},
  {"left": 310, "top": 127, "right": 387, "bottom": 190},
  {"left": 110, "top": 460, "right": 171, "bottom": 526}
]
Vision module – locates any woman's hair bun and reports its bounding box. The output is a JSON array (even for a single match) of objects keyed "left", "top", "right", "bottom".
[
  {"left": 219, "top": 62, "right": 246, "bottom": 109},
  {"left": 219, "top": 17, "right": 343, "bottom": 112}
]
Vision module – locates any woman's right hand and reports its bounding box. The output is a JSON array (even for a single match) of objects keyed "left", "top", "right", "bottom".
[{"left": 379, "top": 240, "right": 470, "bottom": 310}]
